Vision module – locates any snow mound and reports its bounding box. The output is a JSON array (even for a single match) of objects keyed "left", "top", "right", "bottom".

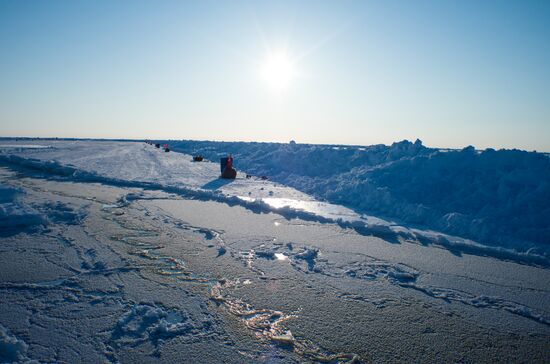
[{"left": 169, "top": 140, "right": 550, "bottom": 255}]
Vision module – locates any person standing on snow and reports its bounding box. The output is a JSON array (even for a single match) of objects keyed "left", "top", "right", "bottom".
[
  {"left": 221, "top": 154, "right": 236, "bottom": 179},
  {"left": 226, "top": 154, "right": 233, "bottom": 169}
]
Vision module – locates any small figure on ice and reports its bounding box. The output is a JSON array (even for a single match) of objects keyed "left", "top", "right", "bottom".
[{"left": 220, "top": 154, "right": 237, "bottom": 179}]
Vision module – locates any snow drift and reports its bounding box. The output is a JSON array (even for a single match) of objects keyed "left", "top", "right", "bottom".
[
  {"left": 168, "top": 139, "right": 550, "bottom": 255},
  {"left": 1, "top": 139, "right": 549, "bottom": 265}
]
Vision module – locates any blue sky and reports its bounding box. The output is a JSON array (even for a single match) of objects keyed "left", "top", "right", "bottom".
[{"left": 1, "top": 0, "right": 549, "bottom": 150}]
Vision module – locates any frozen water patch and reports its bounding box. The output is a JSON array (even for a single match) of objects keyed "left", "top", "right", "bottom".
[
  {"left": 262, "top": 197, "right": 358, "bottom": 222},
  {"left": 210, "top": 280, "right": 361, "bottom": 363},
  {"left": 303, "top": 249, "right": 550, "bottom": 326},
  {"left": 401, "top": 283, "right": 550, "bottom": 326},
  {"left": 410, "top": 230, "right": 550, "bottom": 267},
  {"left": 110, "top": 212, "right": 362, "bottom": 362},
  {"left": 167, "top": 219, "right": 224, "bottom": 243},
  {"left": 233, "top": 240, "right": 550, "bottom": 328},
  {"left": 326, "top": 255, "right": 550, "bottom": 327},
  {"left": 134, "top": 249, "right": 189, "bottom": 276},
  {"left": 344, "top": 261, "right": 419, "bottom": 283}
]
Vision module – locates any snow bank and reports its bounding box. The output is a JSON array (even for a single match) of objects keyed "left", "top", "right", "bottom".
[
  {"left": 1, "top": 139, "right": 549, "bottom": 266},
  {"left": 169, "top": 140, "right": 550, "bottom": 255},
  {"left": 357, "top": 147, "right": 550, "bottom": 251}
]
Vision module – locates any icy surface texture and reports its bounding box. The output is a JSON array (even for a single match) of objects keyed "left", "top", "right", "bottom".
[{"left": 169, "top": 140, "right": 550, "bottom": 254}]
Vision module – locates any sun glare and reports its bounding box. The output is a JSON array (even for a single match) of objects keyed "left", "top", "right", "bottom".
[{"left": 261, "top": 52, "right": 296, "bottom": 91}]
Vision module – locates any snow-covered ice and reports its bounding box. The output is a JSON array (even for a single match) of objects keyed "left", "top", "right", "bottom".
[
  {"left": 1, "top": 139, "right": 548, "bottom": 266},
  {"left": 0, "top": 139, "right": 549, "bottom": 363},
  {"left": 168, "top": 139, "right": 550, "bottom": 256}
]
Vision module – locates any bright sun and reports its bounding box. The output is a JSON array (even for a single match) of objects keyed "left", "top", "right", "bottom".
[{"left": 261, "top": 52, "right": 296, "bottom": 91}]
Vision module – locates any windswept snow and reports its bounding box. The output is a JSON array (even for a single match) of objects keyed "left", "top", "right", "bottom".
[
  {"left": 1, "top": 139, "right": 548, "bottom": 267},
  {"left": 168, "top": 139, "right": 550, "bottom": 256},
  {"left": 0, "top": 141, "right": 549, "bottom": 363}
]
